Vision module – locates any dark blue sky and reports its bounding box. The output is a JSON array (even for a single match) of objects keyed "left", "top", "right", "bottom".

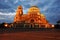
[{"left": 0, "top": 0, "right": 60, "bottom": 24}]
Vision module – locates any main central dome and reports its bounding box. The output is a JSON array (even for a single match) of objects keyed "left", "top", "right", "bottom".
[{"left": 28, "top": 6, "right": 40, "bottom": 15}]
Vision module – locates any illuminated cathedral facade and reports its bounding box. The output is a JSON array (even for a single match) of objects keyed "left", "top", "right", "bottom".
[{"left": 14, "top": 6, "right": 53, "bottom": 28}]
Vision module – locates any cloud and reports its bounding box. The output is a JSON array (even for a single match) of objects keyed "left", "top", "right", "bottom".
[
  {"left": 14, "top": 0, "right": 19, "bottom": 4},
  {"left": 0, "top": 4, "right": 11, "bottom": 9},
  {"left": 5, "top": 0, "right": 8, "bottom": 2},
  {"left": 0, "top": 12, "right": 15, "bottom": 16},
  {"left": 0, "top": 17, "right": 5, "bottom": 20},
  {"left": 0, "top": 12, "right": 15, "bottom": 23}
]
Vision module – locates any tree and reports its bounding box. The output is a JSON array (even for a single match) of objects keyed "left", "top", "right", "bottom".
[
  {"left": 55, "top": 20, "right": 60, "bottom": 29},
  {"left": 57, "top": 20, "right": 60, "bottom": 24}
]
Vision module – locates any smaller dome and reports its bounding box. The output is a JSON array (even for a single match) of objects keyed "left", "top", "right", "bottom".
[{"left": 41, "top": 14, "right": 45, "bottom": 18}]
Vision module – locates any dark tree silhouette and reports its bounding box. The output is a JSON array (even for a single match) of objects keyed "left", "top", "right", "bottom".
[
  {"left": 57, "top": 20, "right": 60, "bottom": 24},
  {"left": 55, "top": 20, "right": 60, "bottom": 29}
]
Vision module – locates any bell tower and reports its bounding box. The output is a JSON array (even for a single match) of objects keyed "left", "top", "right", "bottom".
[
  {"left": 14, "top": 6, "right": 23, "bottom": 23},
  {"left": 16, "top": 5, "right": 23, "bottom": 16}
]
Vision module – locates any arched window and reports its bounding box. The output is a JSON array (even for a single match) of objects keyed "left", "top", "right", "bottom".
[{"left": 30, "top": 19, "right": 34, "bottom": 23}]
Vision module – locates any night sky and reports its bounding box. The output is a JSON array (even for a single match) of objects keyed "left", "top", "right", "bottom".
[{"left": 0, "top": 0, "right": 60, "bottom": 24}]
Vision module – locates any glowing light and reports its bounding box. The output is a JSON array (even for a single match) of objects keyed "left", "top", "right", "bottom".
[
  {"left": 4, "top": 24, "right": 8, "bottom": 27},
  {"left": 45, "top": 25, "right": 48, "bottom": 28},
  {"left": 52, "top": 25, "right": 54, "bottom": 28}
]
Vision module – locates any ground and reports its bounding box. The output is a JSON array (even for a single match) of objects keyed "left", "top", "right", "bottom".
[{"left": 0, "top": 29, "right": 60, "bottom": 40}]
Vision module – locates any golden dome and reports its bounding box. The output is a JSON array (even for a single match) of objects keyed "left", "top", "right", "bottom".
[
  {"left": 41, "top": 14, "right": 45, "bottom": 18},
  {"left": 28, "top": 6, "right": 41, "bottom": 15},
  {"left": 28, "top": 6, "right": 40, "bottom": 12}
]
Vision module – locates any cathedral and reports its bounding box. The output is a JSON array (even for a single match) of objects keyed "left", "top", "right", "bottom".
[{"left": 14, "top": 6, "right": 52, "bottom": 28}]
